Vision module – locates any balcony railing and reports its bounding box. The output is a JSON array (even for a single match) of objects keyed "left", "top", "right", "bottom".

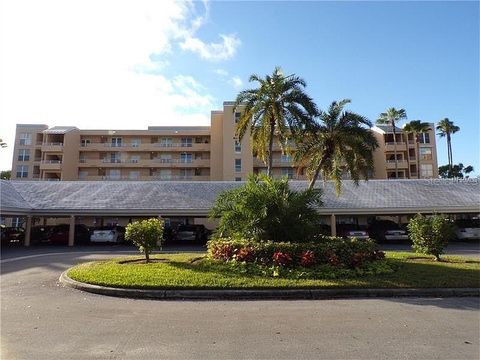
[
  {"left": 42, "top": 142, "right": 64, "bottom": 146},
  {"left": 41, "top": 160, "right": 62, "bottom": 164},
  {"left": 154, "top": 142, "right": 193, "bottom": 148}
]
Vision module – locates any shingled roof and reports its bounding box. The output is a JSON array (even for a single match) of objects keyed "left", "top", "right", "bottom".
[{"left": 1, "top": 179, "right": 479, "bottom": 216}]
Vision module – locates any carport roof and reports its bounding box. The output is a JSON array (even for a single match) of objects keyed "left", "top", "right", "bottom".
[{"left": 1, "top": 179, "right": 479, "bottom": 216}]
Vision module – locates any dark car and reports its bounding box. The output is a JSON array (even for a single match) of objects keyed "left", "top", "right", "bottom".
[
  {"left": 31, "top": 225, "right": 55, "bottom": 244},
  {"left": 336, "top": 224, "right": 369, "bottom": 240},
  {"left": 368, "top": 220, "right": 409, "bottom": 242},
  {"left": 1, "top": 227, "right": 25, "bottom": 246},
  {"left": 48, "top": 224, "right": 91, "bottom": 245}
]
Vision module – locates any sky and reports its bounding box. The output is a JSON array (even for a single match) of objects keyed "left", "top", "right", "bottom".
[{"left": 0, "top": 0, "right": 478, "bottom": 173}]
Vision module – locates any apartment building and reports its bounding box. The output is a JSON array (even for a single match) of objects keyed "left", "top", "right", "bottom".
[
  {"left": 11, "top": 102, "right": 438, "bottom": 181},
  {"left": 371, "top": 124, "right": 438, "bottom": 179}
]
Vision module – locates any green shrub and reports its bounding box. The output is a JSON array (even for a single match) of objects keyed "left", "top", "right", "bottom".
[
  {"left": 207, "top": 237, "right": 383, "bottom": 269},
  {"left": 407, "top": 214, "right": 455, "bottom": 261},
  {"left": 125, "top": 218, "right": 164, "bottom": 263},
  {"left": 210, "top": 175, "right": 323, "bottom": 242}
]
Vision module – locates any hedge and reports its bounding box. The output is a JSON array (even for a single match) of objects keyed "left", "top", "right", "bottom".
[{"left": 207, "top": 237, "right": 384, "bottom": 269}]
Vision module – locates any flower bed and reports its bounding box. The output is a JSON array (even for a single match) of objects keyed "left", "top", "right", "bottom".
[{"left": 207, "top": 237, "right": 385, "bottom": 269}]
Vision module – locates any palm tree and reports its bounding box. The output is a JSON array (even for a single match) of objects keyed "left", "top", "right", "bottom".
[
  {"left": 0, "top": 138, "right": 6, "bottom": 148},
  {"left": 294, "top": 99, "right": 379, "bottom": 194},
  {"left": 403, "top": 120, "right": 431, "bottom": 178},
  {"left": 436, "top": 118, "right": 460, "bottom": 173},
  {"left": 234, "top": 66, "right": 317, "bottom": 177},
  {"left": 376, "top": 108, "right": 407, "bottom": 178}
]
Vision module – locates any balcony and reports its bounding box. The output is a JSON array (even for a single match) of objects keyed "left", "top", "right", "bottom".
[
  {"left": 80, "top": 175, "right": 210, "bottom": 181},
  {"left": 40, "top": 160, "right": 62, "bottom": 170},
  {"left": 386, "top": 160, "right": 408, "bottom": 169},
  {"left": 80, "top": 142, "right": 211, "bottom": 152},
  {"left": 384, "top": 142, "right": 406, "bottom": 152},
  {"left": 153, "top": 142, "right": 211, "bottom": 151},
  {"left": 78, "top": 158, "right": 211, "bottom": 168},
  {"left": 41, "top": 142, "right": 64, "bottom": 152}
]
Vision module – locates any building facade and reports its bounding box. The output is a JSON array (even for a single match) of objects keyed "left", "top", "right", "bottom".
[{"left": 11, "top": 102, "right": 438, "bottom": 181}]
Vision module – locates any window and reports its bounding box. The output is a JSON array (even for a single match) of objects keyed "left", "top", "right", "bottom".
[
  {"left": 234, "top": 140, "right": 241, "bottom": 153},
  {"left": 81, "top": 139, "right": 91, "bottom": 147},
  {"left": 111, "top": 137, "right": 122, "bottom": 147},
  {"left": 159, "top": 169, "right": 172, "bottom": 179},
  {"left": 19, "top": 133, "right": 32, "bottom": 145},
  {"left": 79, "top": 170, "right": 89, "bottom": 180},
  {"left": 130, "top": 155, "right": 140, "bottom": 163},
  {"left": 419, "top": 147, "right": 432, "bottom": 160},
  {"left": 129, "top": 171, "right": 140, "bottom": 180},
  {"left": 282, "top": 168, "right": 294, "bottom": 179},
  {"left": 419, "top": 133, "right": 430, "bottom": 144},
  {"left": 79, "top": 154, "right": 86, "bottom": 163},
  {"left": 281, "top": 154, "right": 292, "bottom": 163},
  {"left": 180, "top": 168, "right": 193, "bottom": 179},
  {"left": 110, "top": 152, "right": 121, "bottom": 163},
  {"left": 235, "top": 159, "right": 241, "bottom": 173},
  {"left": 131, "top": 139, "right": 141, "bottom": 147},
  {"left": 180, "top": 153, "right": 193, "bottom": 163},
  {"left": 235, "top": 177, "right": 241, "bottom": 182},
  {"left": 420, "top": 164, "right": 433, "bottom": 178},
  {"left": 108, "top": 169, "right": 121, "bottom": 180},
  {"left": 18, "top": 149, "right": 30, "bottom": 161},
  {"left": 16, "top": 165, "right": 28, "bottom": 178},
  {"left": 181, "top": 137, "right": 193, "bottom": 147},
  {"left": 160, "top": 137, "right": 172, "bottom": 147},
  {"left": 234, "top": 112, "right": 241, "bottom": 124},
  {"left": 12, "top": 217, "right": 23, "bottom": 227}
]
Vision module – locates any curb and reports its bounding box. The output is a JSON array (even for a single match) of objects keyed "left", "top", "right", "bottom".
[{"left": 59, "top": 271, "right": 480, "bottom": 300}]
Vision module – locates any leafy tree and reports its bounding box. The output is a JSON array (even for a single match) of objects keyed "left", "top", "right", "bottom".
[
  {"left": 210, "top": 175, "right": 323, "bottom": 242},
  {"left": 436, "top": 118, "right": 460, "bottom": 173},
  {"left": 403, "top": 120, "right": 431, "bottom": 178},
  {"left": 438, "top": 163, "right": 474, "bottom": 179},
  {"left": 125, "top": 218, "right": 164, "bottom": 263},
  {"left": 0, "top": 170, "right": 11, "bottom": 180},
  {"left": 407, "top": 214, "right": 455, "bottom": 261},
  {"left": 376, "top": 108, "right": 407, "bottom": 178},
  {"left": 234, "top": 66, "right": 317, "bottom": 176},
  {"left": 294, "top": 99, "right": 378, "bottom": 193}
]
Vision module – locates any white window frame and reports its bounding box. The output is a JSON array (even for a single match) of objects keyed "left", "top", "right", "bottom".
[
  {"left": 16, "top": 165, "right": 28, "bottom": 178},
  {"left": 19, "top": 133, "right": 32, "bottom": 146},
  {"left": 234, "top": 140, "right": 241, "bottom": 153},
  {"left": 18, "top": 149, "right": 30, "bottom": 161},
  {"left": 234, "top": 112, "right": 241, "bottom": 124},
  {"left": 281, "top": 167, "right": 294, "bottom": 179},
  {"left": 160, "top": 137, "right": 172, "bottom": 147},
  {"left": 111, "top": 137, "right": 122, "bottom": 147},
  {"left": 131, "top": 139, "right": 141, "bottom": 147},
  {"left": 181, "top": 137, "right": 193, "bottom": 147},
  {"left": 130, "top": 155, "right": 140, "bottom": 163},
  {"left": 281, "top": 154, "right": 292, "bottom": 163},
  {"left": 81, "top": 139, "right": 91, "bottom": 147},
  {"left": 129, "top": 171, "right": 140, "bottom": 180},
  {"left": 420, "top": 164, "right": 433, "bottom": 178}
]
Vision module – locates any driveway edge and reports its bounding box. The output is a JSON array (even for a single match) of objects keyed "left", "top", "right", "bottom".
[{"left": 59, "top": 271, "right": 480, "bottom": 300}]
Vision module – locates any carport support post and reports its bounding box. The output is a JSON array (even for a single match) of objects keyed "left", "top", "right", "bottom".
[
  {"left": 330, "top": 214, "right": 337, "bottom": 237},
  {"left": 68, "top": 215, "right": 75, "bottom": 247},
  {"left": 24, "top": 215, "right": 32, "bottom": 247}
]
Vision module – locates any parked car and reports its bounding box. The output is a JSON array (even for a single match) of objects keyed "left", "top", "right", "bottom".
[
  {"left": 48, "top": 224, "right": 91, "bottom": 245},
  {"left": 368, "top": 220, "right": 409, "bottom": 242},
  {"left": 175, "top": 224, "right": 207, "bottom": 242},
  {"left": 1, "top": 227, "right": 25, "bottom": 246},
  {"left": 90, "top": 226, "right": 125, "bottom": 243},
  {"left": 454, "top": 219, "right": 480, "bottom": 241},
  {"left": 31, "top": 225, "right": 54, "bottom": 244},
  {"left": 336, "top": 224, "right": 369, "bottom": 240}
]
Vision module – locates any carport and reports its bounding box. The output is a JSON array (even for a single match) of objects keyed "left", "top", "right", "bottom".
[{"left": 1, "top": 179, "right": 479, "bottom": 246}]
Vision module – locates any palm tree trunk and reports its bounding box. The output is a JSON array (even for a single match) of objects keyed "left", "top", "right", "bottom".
[
  {"left": 392, "top": 123, "right": 398, "bottom": 179},
  {"left": 308, "top": 149, "right": 332, "bottom": 190},
  {"left": 447, "top": 133, "right": 452, "bottom": 173},
  {"left": 267, "top": 118, "right": 275, "bottom": 177},
  {"left": 145, "top": 250, "right": 150, "bottom": 263}
]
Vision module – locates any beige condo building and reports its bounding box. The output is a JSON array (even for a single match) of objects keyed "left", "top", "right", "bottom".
[{"left": 11, "top": 102, "right": 438, "bottom": 181}]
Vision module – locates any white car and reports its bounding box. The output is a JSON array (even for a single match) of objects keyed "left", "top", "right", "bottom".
[
  {"left": 384, "top": 229, "right": 409, "bottom": 241},
  {"left": 455, "top": 221, "right": 480, "bottom": 240},
  {"left": 90, "top": 226, "right": 125, "bottom": 243}
]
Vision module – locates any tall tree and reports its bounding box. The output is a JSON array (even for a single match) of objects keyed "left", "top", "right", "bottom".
[
  {"left": 438, "top": 163, "right": 474, "bottom": 178},
  {"left": 234, "top": 66, "right": 317, "bottom": 177},
  {"left": 294, "top": 99, "right": 379, "bottom": 193},
  {"left": 376, "top": 108, "right": 407, "bottom": 178},
  {"left": 436, "top": 118, "right": 460, "bottom": 173},
  {"left": 403, "top": 120, "right": 431, "bottom": 178}
]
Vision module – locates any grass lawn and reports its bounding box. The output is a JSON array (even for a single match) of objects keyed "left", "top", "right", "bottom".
[{"left": 67, "top": 252, "right": 480, "bottom": 290}]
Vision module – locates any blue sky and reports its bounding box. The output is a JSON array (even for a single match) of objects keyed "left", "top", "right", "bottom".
[{"left": 1, "top": 0, "right": 478, "bottom": 173}]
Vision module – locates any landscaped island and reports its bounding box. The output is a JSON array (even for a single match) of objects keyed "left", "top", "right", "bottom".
[{"left": 67, "top": 252, "right": 480, "bottom": 290}]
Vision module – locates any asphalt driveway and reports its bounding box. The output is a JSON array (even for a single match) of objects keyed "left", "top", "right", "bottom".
[{"left": 1, "top": 247, "right": 479, "bottom": 359}]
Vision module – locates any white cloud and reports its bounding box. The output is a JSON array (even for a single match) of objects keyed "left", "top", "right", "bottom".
[
  {"left": 180, "top": 34, "right": 241, "bottom": 61},
  {"left": 214, "top": 69, "right": 229, "bottom": 77},
  {"left": 0, "top": 0, "right": 227, "bottom": 170},
  {"left": 230, "top": 76, "right": 244, "bottom": 89}
]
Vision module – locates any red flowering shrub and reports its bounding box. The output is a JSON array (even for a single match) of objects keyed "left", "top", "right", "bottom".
[
  {"left": 210, "top": 243, "right": 235, "bottom": 261},
  {"left": 233, "top": 247, "right": 254, "bottom": 262},
  {"left": 371, "top": 250, "right": 385, "bottom": 260},
  {"left": 299, "top": 250, "right": 316, "bottom": 267},
  {"left": 272, "top": 252, "right": 293, "bottom": 267},
  {"left": 324, "top": 250, "right": 342, "bottom": 267},
  {"left": 349, "top": 252, "right": 368, "bottom": 267}
]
